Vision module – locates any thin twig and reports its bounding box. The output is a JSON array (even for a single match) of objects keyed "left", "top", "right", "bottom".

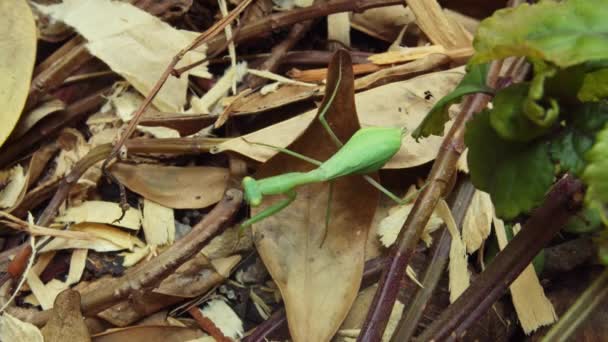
[{"left": 244, "top": 20, "right": 315, "bottom": 89}]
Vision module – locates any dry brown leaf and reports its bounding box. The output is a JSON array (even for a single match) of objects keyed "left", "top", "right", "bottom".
[
  {"left": 0, "top": 312, "right": 43, "bottom": 342},
  {"left": 231, "top": 84, "right": 319, "bottom": 114},
  {"left": 251, "top": 51, "right": 378, "bottom": 342},
  {"left": 0, "top": 0, "right": 37, "bottom": 147},
  {"left": 215, "top": 66, "right": 464, "bottom": 169},
  {"left": 201, "top": 225, "right": 253, "bottom": 259},
  {"left": 26, "top": 142, "right": 61, "bottom": 189},
  {"left": 37, "top": 0, "right": 211, "bottom": 112},
  {"left": 0, "top": 165, "right": 27, "bottom": 209},
  {"left": 55, "top": 201, "right": 142, "bottom": 230},
  {"left": 41, "top": 290, "right": 91, "bottom": 342},
  {"left": 92, "top": 326, "right": 205, "bottom": 342},
  {"left": 110, "top": 163, "right": 229, "bottom": 209},
  {"left": 162, "top": 255, "right": 241, "bottom": 297},
  {"left": 12, "top": 99, "right": 65, "bottom": 138}
]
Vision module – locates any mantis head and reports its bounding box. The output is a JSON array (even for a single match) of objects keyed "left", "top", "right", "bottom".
[{"left": 242, "top": 176, "right": 263, "bottom": 206}]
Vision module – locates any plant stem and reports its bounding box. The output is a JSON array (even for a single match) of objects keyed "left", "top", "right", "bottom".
[
  {"left": 418, "top": 174, "right": 584, "bottom": 341},
  {"left": 356, "top": 66, "right": 498, "bottom": 340},
  {"left": 541, "top": 267, "right": 608, "bottom": 342},
  {"left": 390, "top": 178, "right": 476, "bottom": 342}
]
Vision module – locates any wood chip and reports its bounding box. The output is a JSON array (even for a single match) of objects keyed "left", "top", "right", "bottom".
[{"left": 493, "top": 218, "right": 558, "bottom": 334}]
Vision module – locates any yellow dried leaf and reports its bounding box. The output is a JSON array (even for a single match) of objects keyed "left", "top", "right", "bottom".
[
  {"left": 436, "top": 199, "right": 470, "bottom": 303},
  {"left": 0, "top": 0, "right": 37, "bottom": 147},
  {"left": 37, "top": 0, "right": 211, "bottom": 112},
  {"left": 377, "top": 200, "right": 443, "bottom": 247},
  {"left": 0, "top": 165, "right": 27, "bottom": 209},
  {"left": 55, "top": 201, "right": 142, "bottom": 230},
  {"left": 142, "top": 199, "right": 175, "bottom": 246},
  {"left": 494, "top": 218, "right": 558, "bottom": 333},
  {"left": 368, "top": 45, "right": 446, "bottom": 65},
  {"left": 462, "top": 190, "right": 493, "bottom": 253},
  {"left": 41, "top": 223, "right": 144, "bottom": 252},
  {"left": 0, "top": 313, "right": 43, "bottom": 342}
]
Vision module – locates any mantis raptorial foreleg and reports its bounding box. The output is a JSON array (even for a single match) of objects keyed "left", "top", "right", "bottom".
[{"left": 241, "top": 190, "right": 297, "bottom": 228}]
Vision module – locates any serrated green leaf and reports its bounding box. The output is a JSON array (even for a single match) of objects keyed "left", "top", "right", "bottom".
[
  {"left": 578, "top": 69, "right": 608, "bottom": 102},
  {"left": 489, "top": 83, "right": 551, "bottom": 142},
  {"left": 470, "top": 0, "right": 608, "bottom": 68},
  {"left": 550, "top": 131, "right": 593, "bottom": 175},
  {"left": 550, "top": 102, "right": 608, "bottom": 175},
  {"left": 572, "top": 101, "right": 608, "bottom": 132},
  {"left": 412, "top": 63, "right": 492, "bottom": 140},
  {"left": 465, "top": 111, "right": 554, "bottom": 219},
  {"left": 583, "top": 122, "right": 608, "bottom": 224}
]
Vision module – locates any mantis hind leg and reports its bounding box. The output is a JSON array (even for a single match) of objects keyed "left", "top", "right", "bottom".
[
  {"left": 240, "top": 190, "right": 297, "bottom": 229},
  {"left": 320, "top": 182, "right": 334, "bottom": 248}
]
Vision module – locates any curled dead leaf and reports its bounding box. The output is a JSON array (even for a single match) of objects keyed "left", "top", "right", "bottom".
[{"left": 110, "top": 163, "right": 229, "bottom": 209}]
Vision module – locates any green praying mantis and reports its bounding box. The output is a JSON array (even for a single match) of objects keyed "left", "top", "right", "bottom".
[{"left": 239, "top": 56, "right": 417, "bottom": 230}]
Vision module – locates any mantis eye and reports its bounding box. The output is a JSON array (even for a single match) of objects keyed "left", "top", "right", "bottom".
[{"left": 242, "top": 176, "right": 262, "bottom": 206}]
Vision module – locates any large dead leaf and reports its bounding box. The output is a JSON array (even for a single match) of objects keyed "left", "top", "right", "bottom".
[
  {"left": 251, "top": 50, "right": 379, "bottom": 342},
  {"left": 0, "top": 0, "right": 37, "bottom": 147},
  {"left": 37, "top": 0, "right": 211, "bottom": 112},
  {"left": 214, "top": 66, "right": 464, "bottom": 169},
  {"left": 110, "top": 163, "right": 229, "bottom": 209}
]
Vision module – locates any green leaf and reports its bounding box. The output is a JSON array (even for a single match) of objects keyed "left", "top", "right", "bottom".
[
  {"left": 465, "top": 110, "right": 554, "bottom": 219},
  {"left": 578, "top": 69, "right": 608, "bottom": 102},
  {"left": 550, "top": 102, "right": 608, "bottom": 175},
  {"left": 412, "top": 63, "right": 492, "bottom": 140},
  {"left": 470, "top": 0, "right": 608, "bottom": 68},
  {"left": 524, "top": 61, "right": 560, "bottom": 127},
  {"left": 549, "top": 130, "right": 593, "bottom": 175},
  {"left": 489, "top": 83, "right": 551, "bottom": 142},
  {"left": 583, "top": 122, "right": 608, "bottom": 224},
  {"left": 563, "top": 207, "right": 603, "bottom": 234}
]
